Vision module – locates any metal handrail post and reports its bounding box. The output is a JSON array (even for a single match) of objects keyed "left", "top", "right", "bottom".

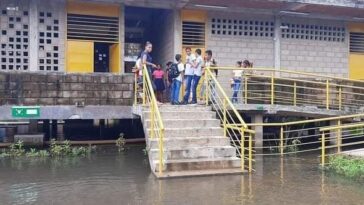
[{"left": 241, "top": 128, "right": 245, "bottom": 171}]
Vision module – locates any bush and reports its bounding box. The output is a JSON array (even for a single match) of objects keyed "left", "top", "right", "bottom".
[
  {"left": 328, "top": 155, "right": 364, "bottom": 180},
  {"left": 0, "top": 139, "right": 94, "bottom": 159}
]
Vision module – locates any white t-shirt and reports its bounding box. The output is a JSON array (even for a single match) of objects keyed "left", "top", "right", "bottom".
[
  {"left": 193, "top": 55, "right": 204, "bottom": 76},
  {"left": 233, "top": 69, "right": 243, "bottom": 78},
  {"left": 184, "top": 54, "right": 196, "bottom": 76},
  {"left": 135, "top": 58, "right": 142, "bottom": 76},
  {"left": 176, "top": 62, "right": 184, "bottom": 82}
]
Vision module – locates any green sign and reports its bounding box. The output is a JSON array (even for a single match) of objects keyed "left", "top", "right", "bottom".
[{"left": 12, "top": 106, "right": 40, "bottom": 118}]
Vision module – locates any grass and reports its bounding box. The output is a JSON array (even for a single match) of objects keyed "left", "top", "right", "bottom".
[{"left": 328, "top": 155, "right": 364, "bottom": 181}]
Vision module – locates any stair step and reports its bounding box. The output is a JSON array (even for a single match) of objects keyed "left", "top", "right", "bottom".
[
  {"left": 153, "top": 157, "right": 241, "bottom": 172},
  {"left": 148, "top": 136, "right": 230, "bottom": 149},
  {"left": 147, "top": 127, "right": 224, "bottom": 138},
  {"left": 144, "top": 119, "right": 221, "bottom": 128},
  {"left": 155, "top": 168, "right": 245, "bottom": 178},
  {"left": 143, "top": 111, "right": 216, "bottom": 120},
  {"left": 150, "top": 146, "right": 236, "bottom": 160},
  {"left": 157, "top": 105, "right": 212, "bottom": 111}
]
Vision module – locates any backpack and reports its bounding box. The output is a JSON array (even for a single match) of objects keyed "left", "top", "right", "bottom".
[{"left": 169, "top": 63, "right": 180, "bottom": 79}]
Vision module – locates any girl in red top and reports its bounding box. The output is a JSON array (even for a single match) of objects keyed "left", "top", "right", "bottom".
[{"left": 152, "top": 64, "right": 166, "bottom": 103}]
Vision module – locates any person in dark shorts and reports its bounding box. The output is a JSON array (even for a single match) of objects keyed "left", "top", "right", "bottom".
[{"left": 152, "top": 64, "right": 166, "bottom": 103}]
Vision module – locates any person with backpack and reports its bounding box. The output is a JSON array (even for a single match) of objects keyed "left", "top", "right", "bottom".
[{"left": 170, "top": 54, "right": 184, "bottom": 105}]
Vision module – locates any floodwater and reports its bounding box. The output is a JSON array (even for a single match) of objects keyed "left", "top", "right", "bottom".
[{"left": 0, "top": 145, "right": 363, "bottom": 205}]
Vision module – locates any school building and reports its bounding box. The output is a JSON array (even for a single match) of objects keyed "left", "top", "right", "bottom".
[
  {"left": 0, "top": 0, "right": 364, "bottom": 138},
  {"left": 0, "top": 0, "right": 363, "bottom": 79}
]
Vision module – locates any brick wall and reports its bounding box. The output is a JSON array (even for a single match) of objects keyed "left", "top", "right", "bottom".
[
  {"left": 0, "top": 72, "right": 135, "bottom": 106},
  {"left": 280, "top": 17, "right": 349, "bottom": 78},
  {"left": 206, "top": 12, "right": 275, "bottom": 68}
]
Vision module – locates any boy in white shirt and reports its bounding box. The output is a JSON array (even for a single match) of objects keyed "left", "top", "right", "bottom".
[{"left": 182, "top": 47, "right": 195, "bottom": 104}]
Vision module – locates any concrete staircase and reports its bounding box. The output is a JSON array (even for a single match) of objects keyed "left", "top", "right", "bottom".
[{"left": 141, "top": 104, "right": 245, "bottom": 178}]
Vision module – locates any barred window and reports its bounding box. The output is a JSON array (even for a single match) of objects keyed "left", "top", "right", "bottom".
[
  {"left": 38, "top": 11, "right": 60, "bottom": 71},
  {"left": 281, "top": 23, "right": 345, "bottom": 42},
  {"left": 350, "top": 32, "right": 364, "bottom": 53},
  {"left": 211, "top": 18, "right": 274, "bottom": 38},
  {"left": 0, "top": 7, "right": 29, "bottom": 71},
  {"left": 182, "top": 21, "right": 205, "bottom": 46}
]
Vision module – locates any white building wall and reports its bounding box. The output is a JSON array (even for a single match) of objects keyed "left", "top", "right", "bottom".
[
  {"left": 206, "top": 11, "right": 275, "bottom": 68},
  {"left": 205, "top": 11, "right": 350, "bottom": 77},
  {"left": 280, "top": 17, "right": 349, "bottom": 77}
]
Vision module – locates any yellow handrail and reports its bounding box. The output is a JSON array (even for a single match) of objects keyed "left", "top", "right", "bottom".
[
  {"left": 205, "top": 68, "right": 248, "bottom": 129},
  {"left": 211, "top": 66, "right": 364, "bottom": 112},
  {"left": 320, "top": 121, "right": 364, "bottom": 167},
  {"left": 320, "top": 122, "right": 364, "bottom": 132},
  {"left": 141, "top": 65, "right": 165, "bottom": 175},
  {"left": 210, "top": 66, "right": 364, "bottom": 83},
  {"left": 205, "top": 67, "right": 255, "bottom": 172}
]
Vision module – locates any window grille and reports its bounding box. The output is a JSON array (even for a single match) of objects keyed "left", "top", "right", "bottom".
[
  {"left": 67, "top": 14, "right": 119, "bottom": 43},
  {"left": 183, "top": 21, "right": 205, "bottom": 46},
  {"left": 350, "top": 32, "right": 364, "bottom": 53}
]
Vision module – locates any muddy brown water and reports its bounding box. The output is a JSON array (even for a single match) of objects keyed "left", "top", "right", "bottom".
[{"left": 0, "top": 145, "right": 363, "bottom": 205}]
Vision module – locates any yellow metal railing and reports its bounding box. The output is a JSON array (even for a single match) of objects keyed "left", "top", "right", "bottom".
[
  {"left": 205, "top": 68, "right": 255, "bottom": 172},
  {"left": 320, "top": 122, "right": 364, "bottom": 167},
  {"left": 211, "top": 67, "right": 364, "bottom": 111},
  {"left": 136, "top": 65, "right": 165, "bottom": 175},
  {"left": 246, "top": 113, "right": 364, "bottom": 156}
]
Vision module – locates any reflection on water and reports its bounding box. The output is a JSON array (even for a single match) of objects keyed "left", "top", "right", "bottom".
[{"left": 1, "top": 145, "right": 364, "bottom": 205}]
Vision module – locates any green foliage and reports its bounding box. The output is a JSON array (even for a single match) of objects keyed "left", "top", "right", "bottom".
[
  {"left": 0, "top": 139, "right": 94, "bottom": 159},
  {"left": 116, "top": 133, "right": 126, "bottom": 152},
  {"left": 328, "top": 155, "right": 364, "bottom": 180},
  {"left": 9, "top": 140, "right": 25, "bottom": 157}
]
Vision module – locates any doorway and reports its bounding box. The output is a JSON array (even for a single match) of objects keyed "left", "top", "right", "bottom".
[
  {"left": 94, "top": 43, "right": 109, "bottom": 73},
  {"left": 124, "top": 6, "right": 174, "bottom": 73}
]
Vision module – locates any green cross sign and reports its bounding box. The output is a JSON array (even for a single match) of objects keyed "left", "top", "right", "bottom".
[{"left": 12, "top": 106, "right": 40, "bottom": 118}]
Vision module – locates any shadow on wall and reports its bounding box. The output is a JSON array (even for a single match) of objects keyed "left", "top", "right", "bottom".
[{"left": 63, "top": 119, "right": 144, "bottom": 140}]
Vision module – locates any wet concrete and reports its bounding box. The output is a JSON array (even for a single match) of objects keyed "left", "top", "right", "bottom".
[{"left": 0, "top": 145, "right": 364, "bottom": 205}]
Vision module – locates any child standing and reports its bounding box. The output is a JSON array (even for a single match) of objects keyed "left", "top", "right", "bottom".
[{"left": 152, "top": 64, "right": 165, "bottom": 103}]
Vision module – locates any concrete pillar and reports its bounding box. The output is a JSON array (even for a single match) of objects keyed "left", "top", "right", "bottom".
[
  {"left": 29, "top": 0, "right": 38, "bottom": 71},
  {"left": 274, "top": 16, "right": 281, "bottom": 73},
  {"left": 252, "top": 114, "right": 264, "bottom": 153},
  {"left": 173, "top": 9, "right": 182, "bottom": 55},
  {"left": 29, "top": 120, "right": 38, "bottom": 134},
  {"left": 51, "top": 120, "right": 58, "bottom": 139},
  {"left": 56, "top": 122, "right": 65, "bottom": 141},
  {"left": 119, "top": 4, "right": 125, "bottom": 74},
  {"left": 42, "top": 120, "right": 50, "bottom": 140}
]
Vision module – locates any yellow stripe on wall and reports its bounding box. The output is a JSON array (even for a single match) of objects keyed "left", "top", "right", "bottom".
[{"left": 67, "top": 1, "right": 119, "bottom": 17}]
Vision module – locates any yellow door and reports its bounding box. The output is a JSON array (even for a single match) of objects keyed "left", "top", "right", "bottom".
[
  {"left": 350, "top": 54, "right": 364, "bottom": 80},
  {"left": 109, "top": 44, "right": 120, "bottom": 74},
  {"left": 349, "top": 23, "right": 364, "bottom": 80},
  {"left": 67, "top": 41, "right": 94, "bottom": 73}
]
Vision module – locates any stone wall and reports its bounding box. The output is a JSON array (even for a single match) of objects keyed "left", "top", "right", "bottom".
[{"left": 0, "top": 72, "right": 134, "bottom": 106}]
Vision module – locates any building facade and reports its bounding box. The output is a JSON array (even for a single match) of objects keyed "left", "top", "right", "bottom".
[{"left": 0, "top": 0, "right": 363, "bottom": 80}]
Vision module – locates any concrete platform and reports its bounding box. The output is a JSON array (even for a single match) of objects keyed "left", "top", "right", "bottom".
[
  {"left": 234, "top": 104, "right": 354, "bottom": 118},
  {"left": 155, "top": 168, "right": 246, "bottom": 179},
  {"left": 0, "top": 105, "right": 134, "bottom": 120},
  {"left": 343, "top": 148, "right": 364, "bottom": 157}
]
